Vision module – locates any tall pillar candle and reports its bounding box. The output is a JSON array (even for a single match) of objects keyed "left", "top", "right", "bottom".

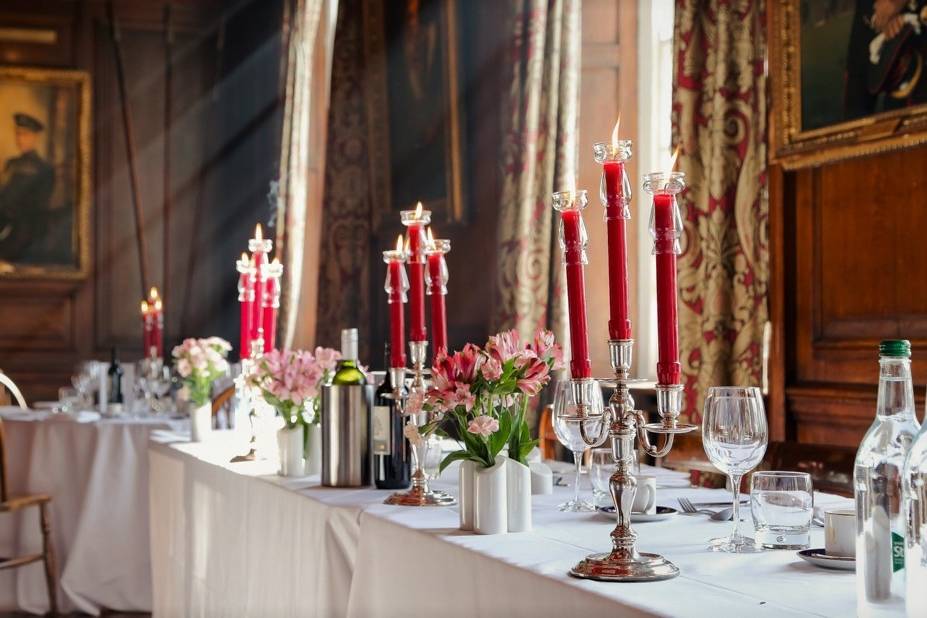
[
  {"left": 148, "top": 287, "right": 164, "bottom": 359},
  {"left": 236, "top": 252, "right": 255, "bottom": 361},
  {"left": 383, "top": 235, "right": 409, "bottom": 368},
  {"left": 643, "top": 171, "right": 686, "bottom": 386},
  {"left": 552, "top": 190, "right": 592, "bottom": 379},
  {"left": 425, "top": 231, "right": 450, "bottom": 361},
  {"left": 249, "top": 224, "right": 273, "bottom": 353},
  {"left": 594, "top": 129, "right": 633, "bottom": 341},
  {"left": 262, "top": 258, "right": 283, "bottom": 352},
  {"left": 400, "top": 202, "right": 431, "bottom": 344}
]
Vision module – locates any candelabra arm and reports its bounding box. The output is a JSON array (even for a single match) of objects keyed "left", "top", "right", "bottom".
[
  {"left": 635, "top": 412, "right": 676, "bottom": 459},
  {"left": 572, "top": 378, "right": 610, "bottom": 446}
]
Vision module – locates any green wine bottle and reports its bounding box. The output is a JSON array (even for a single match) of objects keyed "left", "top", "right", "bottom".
[{"left": 332, "top": 328, "right": 366, "bottom": 385}]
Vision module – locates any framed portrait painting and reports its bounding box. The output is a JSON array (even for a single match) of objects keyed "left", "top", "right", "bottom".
[
  {"left": 770, "top": 0, "right": 927, "bottom": 168},
  {"left": 0, "top": 67, "right": 90, "bottom": 278},
  {"left": 362, "top": 0, "right": 467, "bottom": 226}
]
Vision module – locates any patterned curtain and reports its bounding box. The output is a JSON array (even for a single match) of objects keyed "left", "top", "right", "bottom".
[
  {"left": 493, "top": 0, "right": 580, "bottom": 352},
  {"left": 672, "top": 0, "right": 769, "bottom": 421},
  {"left": 277, "top": 0, "right": 339, "bottom": 349},
  {"left": 314, "top": 0, "right": 374, "bottom": 358}
]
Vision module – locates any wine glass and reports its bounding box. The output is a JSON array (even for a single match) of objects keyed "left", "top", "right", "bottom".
[
  {"left": 701, "top": 386, "right": 768, "bottom": 553},
  {"left": 552, "top": 380, "right": 608, "bottom": 512}
]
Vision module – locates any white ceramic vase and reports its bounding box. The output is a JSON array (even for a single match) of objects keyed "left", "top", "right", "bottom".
[
  {"left": 277, "top": 425, "right": 305, "bottom": 477},
  {"left": 506, "top": 458, "right": 532, "bottom": 532},
  {"left": 458, "top": 459, "right": 477, "bottom": 531},
  {"left": 189, "top": 403, "right": 212, "bottom": 442},
  {"left": 474, "top": 455, "right": 507, "bottom": 535},
  {"left": 305, "top": 423, "right": 322, "bottom": 476}
]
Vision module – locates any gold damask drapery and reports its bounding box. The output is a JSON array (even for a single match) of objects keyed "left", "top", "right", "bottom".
[
  {"left": 672, "top": 0, "right": 769, "bottom": 421},
  {"left": 277, "top": 0, "right": 338, "bottom": 349},
  {"left": 492, "top": 0, "right": 580, "bottom": 351}
]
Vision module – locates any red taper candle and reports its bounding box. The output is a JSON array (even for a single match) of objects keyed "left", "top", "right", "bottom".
[
  {"left": 249, "top": 224, "right": 272, "bottom": 349},
  {"left": 236, "top": 252, "right": 254, "bottom": 361},
  {"left": 425, "top": 229, "right": 450, "bottom": 361},
  {"left": 553, "top": 190, "right": 592, "bottom": 379},
  {"left": 594, "top": 125, "right": 633, "bottom": 341},
  {"left": 383, "top": 235, "right": 409, "bottom": 368},
  {"left": 644, "top": 169, "right": 685, "bottom": 386},
  {"left": 147, "top": 287, "right": 164, "bottom": 359},
  {"left": 262, "top": 258, "right": 283, "bottom": 352},
  {"left": 401, "top": 202, "right": 431, "bottom": 343},
  {"left": 141, "top": 300, "right": 153, "bottom": 358}
]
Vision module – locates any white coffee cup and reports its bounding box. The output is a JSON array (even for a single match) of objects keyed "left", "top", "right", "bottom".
[
  {"left": 824, "top": 508, "right": 856, "bottom": 557},
  {"left": 632, "top": 475, "right": 657, "bottom": 514}
]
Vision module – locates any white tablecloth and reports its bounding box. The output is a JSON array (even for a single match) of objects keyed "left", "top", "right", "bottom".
[
  {"left": 150, "top": 433, "right": 857, "bottom": 617},
  {"left": 0, "top": 407, "right": 185, "bottom": 615}
]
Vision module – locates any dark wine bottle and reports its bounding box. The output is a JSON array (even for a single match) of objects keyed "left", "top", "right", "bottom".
[
  {"left": 108, "top": 346, "right": 124, "bottom": 404},
  {"left": 373, "top": 345, "right": 410, "bottom": 490}
]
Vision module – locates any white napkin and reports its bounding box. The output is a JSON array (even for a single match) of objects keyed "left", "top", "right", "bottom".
[{"left": 529, "top": 461, "right": 553, "bottom": 495}]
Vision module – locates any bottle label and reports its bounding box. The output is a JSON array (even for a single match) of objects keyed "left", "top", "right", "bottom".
[
  {"left": 892, "top": 532, "right": 905, "bottom": 572},
  {"left": 372, "top": 406, "right": 391, "bottom": 455}
]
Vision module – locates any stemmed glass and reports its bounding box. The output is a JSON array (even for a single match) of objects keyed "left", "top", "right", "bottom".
[
  {"left": 71, "top": 362, "right": 97, "bottom": 409},
  {"left": 552, "top": 380, "right": 608, "bottom": 512},
  {"left": 589, "top": 447, "right": 613, "bottom": 507},
  {"left": 701, "top": 386, "right": 768, "bottom": 553}
]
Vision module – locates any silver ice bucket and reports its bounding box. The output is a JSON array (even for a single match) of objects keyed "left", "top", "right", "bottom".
[{"left": 321, "top": 383, "right": 374, "bottom": 487}]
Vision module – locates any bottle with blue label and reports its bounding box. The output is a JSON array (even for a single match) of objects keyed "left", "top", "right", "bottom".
[{"left": 855, "top": 340, "right": 920, "bottom": 616}]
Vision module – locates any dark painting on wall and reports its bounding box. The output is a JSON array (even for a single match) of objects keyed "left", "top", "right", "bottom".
[
  {"left": 0, "top": 67, "right": 89, "bottom": 278},
  {"left": 771, "top": 1, "right": 927, "bottom": 168},
  {"left": 364, "top": 0, "right": 466, "bottom": 226},
  {"left": 800, "top": 0, "right": 927, "bottom": 132}
]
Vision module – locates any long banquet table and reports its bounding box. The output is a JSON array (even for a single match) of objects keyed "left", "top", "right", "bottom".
[
  {"left": 0, "top": 407, "right": 186, "bottom": 615},
  {"left": 150, "top": 431, "right": 857, "bottom": 617}
]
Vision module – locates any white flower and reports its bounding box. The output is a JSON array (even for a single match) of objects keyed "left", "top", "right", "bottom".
[
  {"left": 177, "top": 359, "right": 192, "bottom": 378},
  {"left": 403, "top": 423, "right": 423, "bottom": 447}
]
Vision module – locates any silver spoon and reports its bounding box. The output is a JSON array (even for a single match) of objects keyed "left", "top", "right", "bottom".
[{"left": 710, "top": 507, "right": 735, "bottom": 521}]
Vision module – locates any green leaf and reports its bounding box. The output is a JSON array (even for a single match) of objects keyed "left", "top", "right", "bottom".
[
  {"left": 488, "top": 411, "right": 513, "bottom": 458},
  {"left": 438, "top": 450, "right": 474, "bottom": 474}
]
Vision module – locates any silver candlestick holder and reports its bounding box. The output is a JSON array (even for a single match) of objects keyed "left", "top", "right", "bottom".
[
  {"left": 230, "top": 339, "right": 266, "bottom": 463},
  {"left": 384, "top": 340, "right": 456, "bottom": 506},
  {"left": 567, "top": 340, "right": 696, "bottom": 582}
]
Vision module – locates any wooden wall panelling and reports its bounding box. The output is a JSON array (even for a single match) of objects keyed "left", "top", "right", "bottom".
[
  {"left": 0, "top": 0, "right": 282, "bottom": 401},
  {"left": 773, "top": 146, "right": 927, "bottom": 447}
]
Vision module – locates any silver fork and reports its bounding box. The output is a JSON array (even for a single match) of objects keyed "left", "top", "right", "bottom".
[{"left": 678, "top": 497, "right": 722, "bottom": 516}]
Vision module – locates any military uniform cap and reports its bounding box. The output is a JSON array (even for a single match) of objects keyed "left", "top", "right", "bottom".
[{"left": 13, "top": 113, "right": 43, "bottom": 132}]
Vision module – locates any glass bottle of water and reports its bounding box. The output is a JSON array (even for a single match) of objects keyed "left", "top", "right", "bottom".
[
  {"left": 855, "top": 340, "right": 920, "bottom": 616},
  {"left": 903, "top": 387, "right": 927, "bottom": 617}
]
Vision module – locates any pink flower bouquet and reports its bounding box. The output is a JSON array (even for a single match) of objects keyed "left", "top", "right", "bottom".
[
  {"left": 426, "top": 328, "right": 563, "bottom": 470},
  {"left": 247, "top": 347, "right": 340, "bottom": 428},
  {"left": 172, "top": 337, "right": 232, "bottom": 406}
]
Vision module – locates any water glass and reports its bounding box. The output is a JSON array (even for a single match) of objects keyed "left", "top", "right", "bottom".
[
  {"left": 552, "top": 380, "right": 607, "bottom": 512},
  {"left": 701, "top": 386, "right": 768, "bottom": 553},
  {"left": 751, "top": 471, "right": 813, "bottom": 549},
  {"left": 589, "top": 447, "right": 613, "bottom": 507}
]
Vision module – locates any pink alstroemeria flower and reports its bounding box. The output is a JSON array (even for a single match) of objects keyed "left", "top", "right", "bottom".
[
  {"left": 480, "top": 356, "right": 503, "bottom": 381},
  {"left": 486, "top": 329, "right": 522, "bottom": 363},
  {"left": 531, "top": 328, "right": 564, "bottom": 370},
  {"left": 467, "top": 415, "right": 500, "bottom": 437},
  {"left": 517, "top": 356, "right": 551, "bottom": 397}
]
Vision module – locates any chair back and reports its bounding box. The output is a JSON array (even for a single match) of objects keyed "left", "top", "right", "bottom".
[
  {"left": 211, "top": 385, "right": 236, "bottom": 416},
  {"left": 0, "top": 418, "right": 8, "bottom": 503},
  {"left": 759, "top": 441, "right": 856, "bottom": 498},
  {"left": 0, "top": 371, "right": 27, "bottom": 410},
  {"left": 538, "top": 404, "right": 558, "bottom": 460}
]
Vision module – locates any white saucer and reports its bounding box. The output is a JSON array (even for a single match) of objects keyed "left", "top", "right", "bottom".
[
  {"left": 797, "top": 548, "right": 855, "bottom": 571},
  {"left": 596, "top": 505, "right": 678, "bottom": 523}
]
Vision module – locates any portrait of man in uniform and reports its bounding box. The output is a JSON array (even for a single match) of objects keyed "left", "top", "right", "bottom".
[{"left": 0, "top": 68, "right": 88, "bottom": 277}]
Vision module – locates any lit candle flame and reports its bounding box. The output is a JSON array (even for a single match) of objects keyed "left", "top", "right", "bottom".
[
  {"left": 426, "top": 227, "right": 435, "bottom": 245},
  {"left": 395, "top": 234, "right": 404, "bottom": 254},
  {"left": 270, "top": 257, "right": 281, "bottom": 267},
  {"left": 667, "top": 146, "right": 680, "bottom": 175},
  {"left": 611, "top": 116, "right": 620, "bottom": 147},
  {"left": 154, "top": 299, "right": 162, "bottom": 312},
  {"left": 140, "top": 300, "right": 148, "bottom": 314},
  {"left": 240, "top": 252, "right": 248, "bottom": 261},
  {"left": 254, "top": 223, "right": 263, "bottom": 241},
  {"left": 414, "top": 201, "right": 423, "bottom": 219},
  {"left": 148, "top": 286, "right": 159, "bottom": 301}
]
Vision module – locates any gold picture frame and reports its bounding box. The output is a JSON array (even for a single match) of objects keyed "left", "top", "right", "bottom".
[
  {"left": 0, "top": 66, "right": 91, "bottom": 279},
  {"left": 362, "top": 0, "right": 467, "bottom": 226},
  {"left": 770, "top": 0, "right": 927, "bottom": 169}
]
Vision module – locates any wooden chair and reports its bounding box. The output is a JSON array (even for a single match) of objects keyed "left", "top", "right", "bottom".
[
  {"left": 759, "top": 441, "right": 856, "bottom": 498},
  {"left": 211, "top": 384, "right": 236, "bottom": 416},
  {"left": 0, "top": 401, "right": 58, "bottom": 614},
  {"left": 538, "top": 404, "right": 558, "bottom": 460},
  {"left": 0, "top": 370, "right": 27, "bottom": 409}
]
